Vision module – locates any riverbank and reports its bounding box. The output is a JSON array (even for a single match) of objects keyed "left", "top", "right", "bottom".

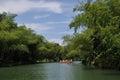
[{"left": 0, "top": 60, "right": 57, "bottom": 67}]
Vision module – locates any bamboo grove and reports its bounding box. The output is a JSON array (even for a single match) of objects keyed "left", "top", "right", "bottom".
[
  {"left": 67, "top": 0, "right": 120, "bottom": 69},
  {"left": 0, "top": 12, "right": 60, "bottom": 66}
]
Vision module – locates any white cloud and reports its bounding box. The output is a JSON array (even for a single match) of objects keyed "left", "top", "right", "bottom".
[
  {"left": 0, "top": 0, "right": 63, "bottom": 14},
  {"left": 24, "top": 23, "right": 53, "bottom": 33},
  {"left": 49, "top": 38, "right": 63, "bottom": 45},
  {"left": 34, "top": 14, "right": 50, "bottom": 19},
  {"left": 60, "top": 31, "right": 74, "bottom": 35},
  {"left": 46, "top": 21, "right": 70, "bottom": 24}
]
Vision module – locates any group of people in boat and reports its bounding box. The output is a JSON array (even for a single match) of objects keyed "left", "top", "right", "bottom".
[{"left": 59, "top": 59, "right": 73, "bottom": 64}]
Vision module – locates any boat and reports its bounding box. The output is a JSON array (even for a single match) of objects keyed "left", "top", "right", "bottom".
[{"left": 59, "top": 59, "right": 72, "bottom": 64}]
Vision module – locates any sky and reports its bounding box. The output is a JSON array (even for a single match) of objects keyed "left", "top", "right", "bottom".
[{"left": 0, "top": 0, "right": 79, "bottom": 45}]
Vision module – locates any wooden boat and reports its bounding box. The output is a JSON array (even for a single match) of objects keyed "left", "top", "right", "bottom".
[{"left": 59, "top": 59, "right": 72, "bottom": 64}]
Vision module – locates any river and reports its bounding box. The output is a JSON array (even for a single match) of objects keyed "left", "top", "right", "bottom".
[{"left": 0, "top": 62, "right": 120, "bottom": 80}]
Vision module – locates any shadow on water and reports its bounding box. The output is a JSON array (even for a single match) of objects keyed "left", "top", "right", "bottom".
[
  {"left": 64, "top": 61, "right": 120, "bottom": 80},
  {"left": 0, "top": 63, "right": 46, "bottom": 80},
  {"left": 102, "top": 70, "right": 120, "bottom": 76}
]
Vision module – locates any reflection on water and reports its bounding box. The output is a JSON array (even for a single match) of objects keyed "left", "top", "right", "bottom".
[
  {"left": 59, "top": 63, "right": 74, "bottom": 80},
  {"left": 0, "top": 62, "right": 120, "bottom": 80}
]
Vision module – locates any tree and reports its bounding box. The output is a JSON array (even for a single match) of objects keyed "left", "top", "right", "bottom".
[
  {"left": 38, "top": 42, "right": 62, "bottom": 62},
  {"left": 0, "top": 12, "right": 46, "bottom": 66},
  {"left": 69, "top": 0, "right": 120, "bottom": 69}
]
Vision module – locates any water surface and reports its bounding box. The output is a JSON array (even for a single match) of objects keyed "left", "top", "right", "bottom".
[{"left": 0, "top": 62, "right": 120, "bottom": 80}]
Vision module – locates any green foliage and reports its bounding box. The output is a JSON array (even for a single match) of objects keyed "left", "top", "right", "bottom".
[
  {"left": 66, "top": 50, "right": 80, "bottom": 60},
  {"left": 0, "top": 12, "right": 54, "bottom": 66},
  {"left": 38, "top": 42, "right": 62, "bottom": 62},
  {"left": 62, "top": 34, "right": 82, "bottom": 60},
  {"left": 69, "top": 0, "right": 120, "bottom": 69}
]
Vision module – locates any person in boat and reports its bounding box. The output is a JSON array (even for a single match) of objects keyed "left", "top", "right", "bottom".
[{"left": 59, "top": 59, "right": 73, "bottom": 63}]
